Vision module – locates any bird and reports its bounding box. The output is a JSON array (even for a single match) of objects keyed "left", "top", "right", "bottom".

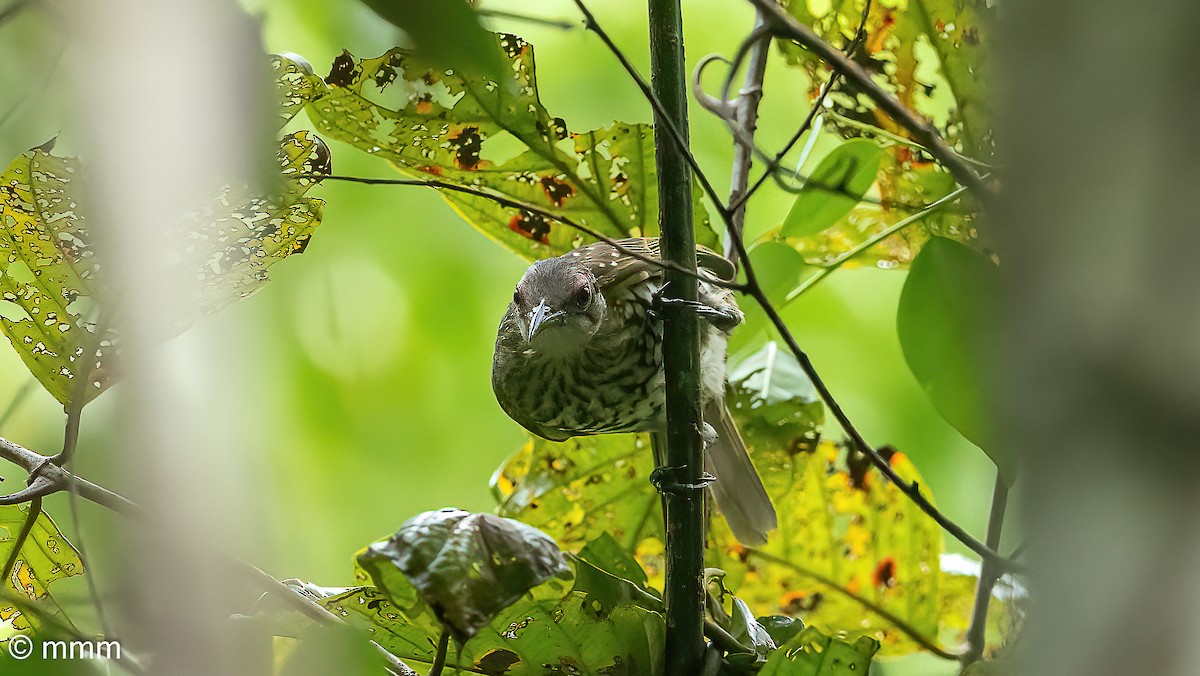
[{"left": 491, "top": 237, "right": 777, "bottom": 547}]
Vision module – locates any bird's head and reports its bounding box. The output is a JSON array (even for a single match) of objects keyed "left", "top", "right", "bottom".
[{"left": 510, "top": 257, "right": 607, "bottom": 352}]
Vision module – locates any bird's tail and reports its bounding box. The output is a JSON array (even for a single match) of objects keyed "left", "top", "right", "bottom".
[{"left": 704, "top": 401, "right": 777, "bottom": 548}]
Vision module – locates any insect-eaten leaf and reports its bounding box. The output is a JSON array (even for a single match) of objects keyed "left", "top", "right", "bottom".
[
  {"left": 897, "top": 237, "right": 1011, "bottom": 481},
  {"left": 782, "top": 140, "right": 884, "bottom": 240},
  {"left": 0, "top": 504, "right": 84, "bottom": 642},
  {"left": 572, "top": 532, "right": 664, "bottom": 616},
  {"left": 294, "top": 38, "right": 719, "bottom": 262},
  {"left": 0, "top": 130, "right": 327, "bottom": 405},
  {"left": 759, "top": 626, "right": 879, "bottom": 676},
  {"left": 492, "top": 433, "right": 665, "bottom": 584},
  {"left": 357, "top": 508, "right": 571, "bottom": 642},
  {"left": 293, "top": 550, "right": 666, "bottom": 676}
]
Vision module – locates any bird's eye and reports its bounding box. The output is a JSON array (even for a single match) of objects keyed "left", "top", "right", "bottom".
[
  {"left": 513, "top": 290, "right": 521, "bottom": 305},
  {"left": 574, "top": 285, "right": 593, "bottom": 308}
]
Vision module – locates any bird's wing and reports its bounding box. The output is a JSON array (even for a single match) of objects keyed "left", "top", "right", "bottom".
[{"left": 565, "top": 237, "right": 735, "bottom": 288}]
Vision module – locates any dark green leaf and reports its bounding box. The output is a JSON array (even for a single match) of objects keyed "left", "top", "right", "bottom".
[
  {"left": 781, "top": 140, "right": 884, "bottom": 239},
  {"left": 300, "top": 579, "right": 665, "bottom": 676},
  {"left": 758, "top": 615, "right": 805, "bottom": 648},
  {"left": 357, "top": 508, "right": 571, "bottom": 642},
  {"left": 359, "top": 0, "right": 505, "bottom": 81},
  {"left": 759, "top": 626, "right": 878, "bottom": 675},
  {"left": 897, "top": 237, "right": 1009, "bottom": 479},
  {"left": 572, "top": 534, "right": 664, "bottom": 616}
]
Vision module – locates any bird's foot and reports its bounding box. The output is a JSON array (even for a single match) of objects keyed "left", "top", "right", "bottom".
[
  {"left": 650, "top": 282, "right": 741, "bottom": 330},
  {"left": 650, "top": 465, "right": 717, "bottom": 496}
]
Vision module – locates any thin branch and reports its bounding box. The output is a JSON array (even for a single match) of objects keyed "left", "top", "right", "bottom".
[
  {"left": 476, "top": 7, "right": 576, "bottom": 30},
  {"left": 750, "top": 550, "right": 960, "bottom": 660},
  {"left": 428, "top": 626, "right": 450, "bottom": 676},
  {"left": 0, "top": 433, "right": 410, "bottom": 657},
  {"left": 784, "top": 185, "right": 971, "bottom": 302},
  {"left": 1, "top": 497, "right": 41, "bottom": 583},
  {"left": 961, "top": 474, "right": 1010, "bottom": 665},
  {"left": 746, "top": 0, "right": 994, "bottom": 201},
  {"left": 293, "top": 173, "right": 745, "bottom": 291}
]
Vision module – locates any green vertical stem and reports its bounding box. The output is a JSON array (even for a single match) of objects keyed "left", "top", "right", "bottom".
[
  {"left": 962, "top": 473, "right": 1009, "bottom": 666},
  {"left": 647, "top": 0, "right": 705, "bottom": 673}
]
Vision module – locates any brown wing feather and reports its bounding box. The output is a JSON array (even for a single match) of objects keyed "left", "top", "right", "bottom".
[{"left": 563, "top": 237, "right": 735, "bottom": 289}]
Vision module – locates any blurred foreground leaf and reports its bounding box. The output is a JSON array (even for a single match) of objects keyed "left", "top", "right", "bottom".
[
  {"left": 293, "top": 38, "right": 719, "bottom": 262},
  {"left": 358, "top": 0, "right": 505, "bottom": 81},
  {"left": 0, "top": 133, "right": 326, "bottom": 405},
  {"left": 0, "top": 504, "right": 83, "bottom": 641},
  {"left": 896, "top": 237, "right": 1007, "bottom": 479},
  {"left": 357, "top": 508, "right": 570, "bottom": 642}
]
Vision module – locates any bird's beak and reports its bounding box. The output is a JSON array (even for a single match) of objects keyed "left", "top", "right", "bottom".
[{"left": 524, "top": 298, "right": 565, "bottom": 342}]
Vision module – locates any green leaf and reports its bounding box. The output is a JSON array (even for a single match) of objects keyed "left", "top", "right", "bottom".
[
  {"left": 0, "top": 145, "right": 116, "bottom": 405},
  {"left": 0, "top": 504, "right": 84, "bottom": 639},
  {"left": 301, "top": 578, "right": 665, "bottom": 675},
  {"left": 759, "top": 626, "right": 879, "bottom": 676},
  {"left": 572, "top": 534, "right": 664, "bottom": 616},
  {"left": 781, "top": 140, "right": 884, "bottom": 239},
  {"left": 357, "top": 509, "right": 570, "bottom": 643},
  {"left": 359, "top": 0, "right": 505, "bottom": 81},
  {"left": 896, "top": 237, "right": 1008, "bottom": 479},
  {"left": 301, "top": 41, "right": 719, "bottom": 261},
  {"left": 758, "top": 615, "right": 805, "bottom": 648},
  {"left": 271, "top": 53, "right": 328, "bottom": 127},
  {"left": 0, "top": 131, "right": 326, "bottom": 404}
]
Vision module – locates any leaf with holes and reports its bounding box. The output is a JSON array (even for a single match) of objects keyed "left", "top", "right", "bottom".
[
  {"left": 491, "top": 434, "right": 666, "bottom": 588},
  {"left": 297, "top": 40, "right": 719, "bottom": 261},
  {"left": 0, "top": 131, "right": 326, "bottom": 404},
  {"left": 0, "top": 144, "right": 116, "bottom": 405},
  {"left": 777, "top": 0, "right": 989, "bottom": 269},
  {"left": 296, "top": 549, "right": 665, "bottom": 676},
  {"left": 707, "top": 437, "right": 945, "bottom": 656},
  {"left": 357, "top": 509, "right": 571, "bottom": 642},
  {"left": 0, "top": 504, "right": 83, "bottom": 640},
  {"left": 759, "top": 626, "right": 879, "bottom": 676}
]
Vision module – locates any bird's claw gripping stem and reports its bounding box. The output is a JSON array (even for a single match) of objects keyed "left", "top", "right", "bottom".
[
  {"left": 650, "top": 282, "right": 740, "bottom": 330},
  {"left": 650, "top": 465, "right": 717, "bottom": 496}
]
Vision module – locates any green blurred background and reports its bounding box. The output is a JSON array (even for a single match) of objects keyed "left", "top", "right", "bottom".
[{"left": 0, "top": 2, "right": 1001, "bottom": 670}]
